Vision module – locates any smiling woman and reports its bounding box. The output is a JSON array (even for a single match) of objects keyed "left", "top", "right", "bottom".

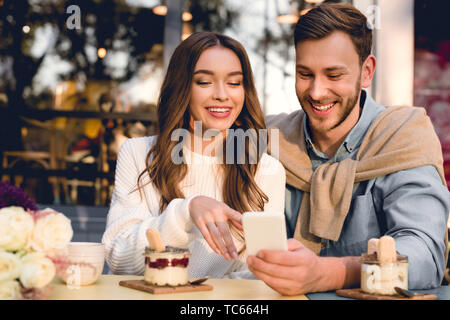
[
  {"left": 140, "top": 32, "right": 273, "bottom": 215},
  {"left": 102, "top": 32, "right": 286, "bottom": 279}
]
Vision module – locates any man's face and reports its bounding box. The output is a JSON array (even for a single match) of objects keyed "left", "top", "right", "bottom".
[{"left": 295, "top": 31, "right": 367, "bottom": 136}]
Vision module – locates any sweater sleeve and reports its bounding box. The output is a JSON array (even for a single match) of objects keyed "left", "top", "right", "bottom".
[
  {"left": 101, "top": 138, "right": 196, "bottom": 275},
  {"left": 256, "top": 153, "right": 286, "bottom": 214}
]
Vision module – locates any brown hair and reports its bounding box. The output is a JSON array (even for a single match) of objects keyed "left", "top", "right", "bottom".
[
  {"left": 136, "top": 32, "right": 268, "bottom": 213},
  {"left": 294, "top": 3, "right": 372, "bottom": 64}
]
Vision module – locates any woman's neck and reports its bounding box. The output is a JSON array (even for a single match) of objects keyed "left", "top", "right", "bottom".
[{"left": 188, "top": 131, "right": 225, "bottom": 157}]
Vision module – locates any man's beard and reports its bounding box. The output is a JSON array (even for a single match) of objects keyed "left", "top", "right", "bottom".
[
  {"left": 299, "top": 76, "right": 362, "bottom": 133},
  {"left": 329, "top": 77, "right": 361, "bottom": 131}
]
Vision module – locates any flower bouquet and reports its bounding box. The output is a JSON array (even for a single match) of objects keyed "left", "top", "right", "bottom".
[{"left": 0, "top": 182, "right": 73, "bottom": 300}]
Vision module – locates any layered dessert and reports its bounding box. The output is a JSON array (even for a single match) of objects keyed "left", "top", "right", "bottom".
[
  {"left": 360, "top": 236, "right": 409, "bottom": 295},
  {"left": 144, "top": 246, "right": 190, "bottom": 286}
]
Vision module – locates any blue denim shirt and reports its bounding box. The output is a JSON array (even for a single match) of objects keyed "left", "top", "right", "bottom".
[{"left": 284, "top": 90, "right": 450, "bottom": 289}]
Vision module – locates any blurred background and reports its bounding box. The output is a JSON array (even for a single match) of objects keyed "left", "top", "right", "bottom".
[{"left": 0, "top": 1, "right": 449, "bottom": 274}]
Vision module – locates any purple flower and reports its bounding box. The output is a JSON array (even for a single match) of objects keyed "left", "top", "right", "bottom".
[{"left": 0, "top": 181, "right": 38, "bottom": 211}]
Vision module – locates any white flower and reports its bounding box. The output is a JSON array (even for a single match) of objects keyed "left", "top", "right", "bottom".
[
  {"left": 0, "top": 206, "right": 34, "bottom": 251},
  {"left": 0, "top": 251, "right": 21, "bottom": 282},
  {"left": 28, "top": 209, "right": 73, "bottom": 255},
  {"left": 0, "top": 280, "right": 21, "bottom": 300},
  {"left": 20, "top": 252, "right": 55, "bottom": 289}
]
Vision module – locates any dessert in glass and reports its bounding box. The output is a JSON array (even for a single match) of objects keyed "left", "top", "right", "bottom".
[
  {"left": 360, "top": 236, "right": 409, "bottom": 295},
  {"left": 144, "top": 246, "right": 191, "bottom": 286}
]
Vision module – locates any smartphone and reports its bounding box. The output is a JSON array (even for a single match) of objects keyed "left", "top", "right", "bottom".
[{"left": 242, "top": 211, "right": 288, "bottom": 256}]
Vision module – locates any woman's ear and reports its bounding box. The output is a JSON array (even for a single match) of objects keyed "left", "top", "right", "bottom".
[{"left": 361, "top": 55, "right": 376, "bottom": 89}]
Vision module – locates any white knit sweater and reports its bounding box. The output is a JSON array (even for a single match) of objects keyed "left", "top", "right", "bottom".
[{"left": 102, "top": 136, "right": 286, "bottom": 279}]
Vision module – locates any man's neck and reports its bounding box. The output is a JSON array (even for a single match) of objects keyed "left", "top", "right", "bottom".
[
  {"left": 312, "top": 131, "right": 349, "bottom": 158},
  {"left": 311, "top": 100, "right": 362, "bottom": 158}
]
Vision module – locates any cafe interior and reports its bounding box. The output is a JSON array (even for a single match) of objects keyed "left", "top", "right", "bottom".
[{"left": 0, "top": 0, "right": 449, "bottom": 291}]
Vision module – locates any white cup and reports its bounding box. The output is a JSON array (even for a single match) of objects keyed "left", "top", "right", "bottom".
[{"left": 61, "top": 242, "right": 105, "bottom": 287}]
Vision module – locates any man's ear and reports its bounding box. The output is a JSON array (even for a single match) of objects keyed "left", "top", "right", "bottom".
[{"left": 361, "top": 55, "right": 376, "bottom": 88}]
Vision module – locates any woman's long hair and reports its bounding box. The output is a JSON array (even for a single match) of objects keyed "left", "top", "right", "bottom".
[{"left": 136, "top": 32, "right": 268, "bottom": 213}]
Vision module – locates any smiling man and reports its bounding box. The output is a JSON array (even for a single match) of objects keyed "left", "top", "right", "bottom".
[
  {"left": 248, "top": 3, "right": 450, "bottom": 295},
  {"left": 294, "top": 29, "right": 368, "bottom": 158}
]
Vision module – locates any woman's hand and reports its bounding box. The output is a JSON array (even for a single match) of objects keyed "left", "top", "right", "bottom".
[{"left": 189, "top": 195, "right": 243, "bottom": 261}]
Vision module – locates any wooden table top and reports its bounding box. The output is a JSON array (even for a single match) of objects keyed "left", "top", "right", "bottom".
[{"left": 48, "top": 275, "right": 308, "bottom": 300}]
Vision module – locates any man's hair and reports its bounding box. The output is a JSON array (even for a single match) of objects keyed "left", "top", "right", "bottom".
[{"left": 294, "top": 3, "right": 372, "bottom": 65}]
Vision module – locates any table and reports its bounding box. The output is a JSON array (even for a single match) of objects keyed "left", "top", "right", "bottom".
[
  {"left": 48, "top": 275, "right": 308, "bottom": 300},
  {"left": 307, "top": 285, "right": 450, "bottom": 300},
  {"left": 48, "top": 275, "right": 450, "bottom": 300}
]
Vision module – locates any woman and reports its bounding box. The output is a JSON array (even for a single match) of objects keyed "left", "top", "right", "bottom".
[{"left": 102, "top": 32, "right": 285, "bottom": 279}]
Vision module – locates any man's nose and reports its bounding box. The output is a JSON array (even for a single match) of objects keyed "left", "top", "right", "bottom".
[
  {"left": 213, "top": 83, "right": 229, "bottom": 101},
  {"left": 309, "top": 77, "right": 328, "bottom": 102}
]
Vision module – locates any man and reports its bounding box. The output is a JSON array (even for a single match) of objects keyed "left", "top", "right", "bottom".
[
  {"left": 189, "top": 3, "right": 449, "bottom": 295},
  {"left": 245, "top": 3, "right": 449, "bottom": 295}
]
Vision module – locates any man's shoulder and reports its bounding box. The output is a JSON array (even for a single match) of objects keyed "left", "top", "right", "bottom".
[
  {"left": 366, "top": 105, "right": 436, "bottom": 141},
  {"left": 265, "top": 109, "right": 305, "bottom": 129},
  {"left": 377, "top": 105, "right": 427, "bottom": 121}
]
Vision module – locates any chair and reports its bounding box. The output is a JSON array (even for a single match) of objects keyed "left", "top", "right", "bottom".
[
  {"left": 2, "top": 141, "right": 63, "bottom": 204},
  {"left": 1, "top": 116, "right": 88, "bottom": 205}
]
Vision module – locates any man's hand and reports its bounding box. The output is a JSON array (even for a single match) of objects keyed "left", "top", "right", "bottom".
[
  {"left": 246, "top": 239, "right": 323, "bottom": 295},
  {"left": 189, "top": 195, "right": 243, "bottom": 261},
  {"left": 247, "top": 239, "right": 361, "bottom": 296}
]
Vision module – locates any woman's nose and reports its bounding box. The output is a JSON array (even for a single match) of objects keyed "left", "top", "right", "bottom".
[{"left": 213, "top": 83, "right": 229, "bottom": 101}]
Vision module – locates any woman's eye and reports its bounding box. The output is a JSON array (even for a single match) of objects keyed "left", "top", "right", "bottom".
[
  {"left": 196, "top": 81, "right": 210, "bottom": 85},
  {"left": 228, "top": 82, "right": 242, "bottom": 86}
]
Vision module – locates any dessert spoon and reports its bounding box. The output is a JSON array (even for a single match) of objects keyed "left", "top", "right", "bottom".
[
  {"left": 394, "top": 287, "right": 418, "bottom": 298},
  {"left": 189, "top": 278, "right": 209, "bottom": 286}
]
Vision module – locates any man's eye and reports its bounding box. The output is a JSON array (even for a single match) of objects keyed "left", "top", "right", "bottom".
[
  {"left": 328, "top": 74, "right": 342, "bottom": 79},
  {"left": 299, "top": 73, "right": 312, "bottom": 78}
]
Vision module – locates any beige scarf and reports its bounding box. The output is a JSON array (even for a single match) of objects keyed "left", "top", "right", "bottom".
[{"left": 266, "top": 105, "right": 448, "bottom": 255}]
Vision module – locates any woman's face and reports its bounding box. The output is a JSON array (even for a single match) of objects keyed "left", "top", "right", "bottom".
[{"left": 189, "top": 46, "right": 245, "bottom": 134}]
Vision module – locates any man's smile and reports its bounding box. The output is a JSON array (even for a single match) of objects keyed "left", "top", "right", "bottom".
[{"left": 311, "top": 101, "right": 337, "bottom": 111}]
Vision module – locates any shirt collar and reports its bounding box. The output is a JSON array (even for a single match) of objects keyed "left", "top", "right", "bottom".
[{"left": 303, "top": 90, "right": 386, "bottom": 159}]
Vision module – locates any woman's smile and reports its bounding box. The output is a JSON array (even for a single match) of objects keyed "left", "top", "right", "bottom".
[{"left": 205, "top": 106, "right": 233, "bottom": 118}]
